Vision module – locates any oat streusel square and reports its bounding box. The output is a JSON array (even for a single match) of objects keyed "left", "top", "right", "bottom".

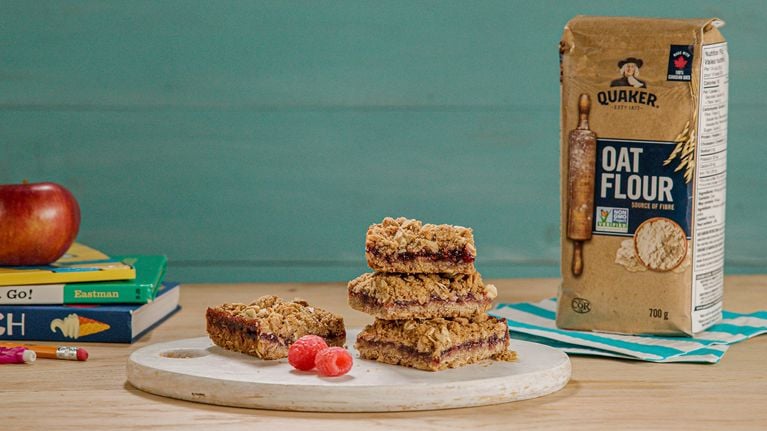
[
  {"left": 355, "top": 314, "right": 511, "bottom": 371},
  {"left": 365, "top": 217, "right": 476, "bottom": 274},
  {"left": 348, "top": 271, "right": 497, "bottom": 320},
  {"left": 206, "top": 295, "right": 346, "bottom": 359}
]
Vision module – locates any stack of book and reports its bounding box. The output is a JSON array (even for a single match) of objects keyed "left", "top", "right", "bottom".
[{"left": 0, "top": 243, "right": 180, "bottom": 343}]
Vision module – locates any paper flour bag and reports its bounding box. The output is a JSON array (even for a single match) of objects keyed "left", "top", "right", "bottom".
[{"left": 558, "top": 16, "right": 728, "bottom": 335}]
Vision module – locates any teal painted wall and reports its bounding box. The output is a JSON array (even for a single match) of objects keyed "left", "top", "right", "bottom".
[{"left": 2, "top": 1, "right": 765, "bottom": 282}]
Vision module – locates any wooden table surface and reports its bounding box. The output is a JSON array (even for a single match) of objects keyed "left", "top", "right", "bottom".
[{"left": 4, "top": 276, "right": 767, "bottom": 430}]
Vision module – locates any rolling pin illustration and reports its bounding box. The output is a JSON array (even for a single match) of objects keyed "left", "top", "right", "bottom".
[{"left": 567, "top": 94, "right": 597, "bottom": 276}]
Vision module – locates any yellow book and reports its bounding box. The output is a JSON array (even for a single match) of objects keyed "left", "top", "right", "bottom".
[{"left": 0, "top": 243, "right": 136, "bottom": 286}]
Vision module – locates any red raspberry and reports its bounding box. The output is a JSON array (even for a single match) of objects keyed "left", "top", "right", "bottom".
[
  {"left": 288, "top": 335, "right": 328, "bottom": 371},
  {"left": 315, "top": 347, "right": 353, "bottom": 377}
]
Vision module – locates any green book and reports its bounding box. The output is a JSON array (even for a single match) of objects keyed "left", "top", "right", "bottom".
[{"left": 0, "top": 255, "right": 167, "bottom": 305}]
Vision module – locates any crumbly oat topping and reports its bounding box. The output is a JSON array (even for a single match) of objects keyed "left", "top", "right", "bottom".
[
  {"left": 491, "top": 350, "right": 518, "bottom": 362},
  {"left": 365, "top": 217, "right": 476, "bottom": 258},
  {"left": 357, "top": 314, "right": 507, "bottom": 353},
  {"left": 348, "top": 271, "right": 495, "bottom": 304},
  {"left": 210, "top": 295, "right": 345, "bottom": 342}
]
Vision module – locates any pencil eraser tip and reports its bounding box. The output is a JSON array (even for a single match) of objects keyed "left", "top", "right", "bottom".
[{"left": 77, "top": 348, "right": 89, "bottom": 361}]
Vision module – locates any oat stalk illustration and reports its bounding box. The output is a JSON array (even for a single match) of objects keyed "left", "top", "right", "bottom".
[{"left": 663, "top": 120, "right": 696, "bottom": 183}]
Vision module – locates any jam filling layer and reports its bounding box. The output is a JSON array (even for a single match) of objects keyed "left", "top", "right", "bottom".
[
  {"left": 349, "top": 291, "right": 487, "bottom": 308},
  {"left": 367, "top": 246, "right": 475, "bottom": 264}
]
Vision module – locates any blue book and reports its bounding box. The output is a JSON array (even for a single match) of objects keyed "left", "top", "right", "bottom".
[{"left": 0, "top": 282, "right": 180, "bottom": 343}]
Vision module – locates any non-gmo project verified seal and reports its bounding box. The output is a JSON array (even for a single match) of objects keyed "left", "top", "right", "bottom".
[{"left": 595, "top": 207, "right": 629, "bottom": 233}]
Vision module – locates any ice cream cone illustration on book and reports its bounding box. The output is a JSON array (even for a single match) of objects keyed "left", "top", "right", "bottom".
[{"left": 50, "top": 313, "right": 110, "bottom": 339}]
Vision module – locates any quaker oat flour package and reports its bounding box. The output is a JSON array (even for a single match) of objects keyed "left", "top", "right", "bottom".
[{"left": 558, "top": 16, "right": 728, "bottom": 335}]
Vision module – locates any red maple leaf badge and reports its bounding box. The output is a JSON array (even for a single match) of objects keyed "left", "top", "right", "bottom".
[{"left": 674, "top": 55, "right": 688, "bottom": 69}]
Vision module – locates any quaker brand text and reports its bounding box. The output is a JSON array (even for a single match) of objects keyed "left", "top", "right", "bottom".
[{"left": 597, "top": 88, "right": 658, "bottom": 107}]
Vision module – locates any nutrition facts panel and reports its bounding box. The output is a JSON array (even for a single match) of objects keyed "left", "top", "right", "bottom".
[{"left": 692, "top": 42, "right": 728, "bottom": 332}]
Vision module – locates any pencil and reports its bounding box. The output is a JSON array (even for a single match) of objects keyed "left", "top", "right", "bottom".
[{"left": 0, "top": 343, "right": 88, "bottom": 361}]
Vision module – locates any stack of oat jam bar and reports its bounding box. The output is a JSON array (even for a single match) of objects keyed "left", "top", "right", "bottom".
[{"left": 350, "top": 217, "right": 513, "bottom": 371}]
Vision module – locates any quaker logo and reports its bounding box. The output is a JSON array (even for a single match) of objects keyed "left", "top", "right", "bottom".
[
  {"left": 667, "top": 45, "right": 693, "bottom": 81},
  {"left": 611, "top": 57, "right": 647, "bottom": 88},
  {"left": 597, "top": 57, "right": 658, "bottom": 108}
]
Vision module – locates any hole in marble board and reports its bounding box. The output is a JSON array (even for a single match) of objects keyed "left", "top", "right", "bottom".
[{"left": 160, "top": 349, "right": 209, "bottom": 359}]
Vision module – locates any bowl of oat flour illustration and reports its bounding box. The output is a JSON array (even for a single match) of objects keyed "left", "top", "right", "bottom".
[{"left": 633, "top": 217, "right": 688, "bottom": 272}]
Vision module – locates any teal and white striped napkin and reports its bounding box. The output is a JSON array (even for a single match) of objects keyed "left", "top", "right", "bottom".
[{"left": 491, "top": 298, "right": 767, "bottom": 363}]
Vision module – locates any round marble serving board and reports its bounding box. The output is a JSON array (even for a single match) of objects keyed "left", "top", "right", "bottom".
[{"left": 126, "top": 331, "right": 571, "bottom": 412}]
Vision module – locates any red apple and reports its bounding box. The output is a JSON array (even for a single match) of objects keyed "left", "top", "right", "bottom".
[{"left": 0, "top": 181, "right": 81, "bottom": 266}]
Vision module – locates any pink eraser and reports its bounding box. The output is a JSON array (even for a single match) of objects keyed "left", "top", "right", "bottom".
[{"left": 76, "top": 348, "right": 89, "bottom": 361}]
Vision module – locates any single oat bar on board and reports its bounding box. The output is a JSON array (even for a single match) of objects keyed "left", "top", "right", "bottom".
[
  {"left": 348, "top": 271, "right": 497, "bottom": 320},
  {"left": 365, "top": 217, "right": 476, "bottom": 274},
  {"left": 206, "top": 295, "right": 346, "bottom": 359},
  {"left": 355, "top": 314, "right": 512, "bottom": 371}
]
